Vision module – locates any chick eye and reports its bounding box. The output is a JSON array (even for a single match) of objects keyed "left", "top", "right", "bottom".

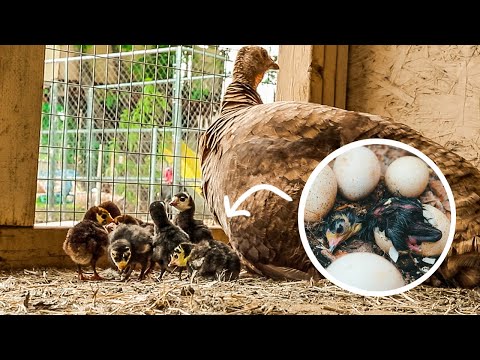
[
  {"left": 180, "top": 197, "right": 186, "bottom": 202},
  {"left": 101, "top": 214, "right": 107, "bottom": 219},
  {"left": 336, "top": 224, "right": 344, "bottom": 234}
]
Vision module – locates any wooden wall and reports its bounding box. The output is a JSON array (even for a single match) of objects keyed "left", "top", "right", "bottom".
[{"left": 347, "top": 45, "right": 480, "bottom": 168}]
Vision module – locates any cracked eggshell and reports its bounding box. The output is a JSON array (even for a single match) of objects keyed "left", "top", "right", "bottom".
[
  {"left": 327, "top": 252, "right": 405, "bottom": 291},
  {"left": 385, "top": 156, "right": 430, "bottom": 198},
  {"left": 305, "top": 165, "right": 337, "bottom": 223},
  {"left": 333, "top": 146, "right": 381, "bottom": 201},
  {"left": 419, "top": 204, "right": 450, "bottom": 257}
]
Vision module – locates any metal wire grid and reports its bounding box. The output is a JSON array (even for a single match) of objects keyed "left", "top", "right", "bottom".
[{"left": 36, "top": 45, "right": 278, "bottom": 226}]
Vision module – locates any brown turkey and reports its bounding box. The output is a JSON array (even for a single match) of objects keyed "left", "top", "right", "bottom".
[{"left": 199, "top": 45, "right": 480, "bottom": 288}]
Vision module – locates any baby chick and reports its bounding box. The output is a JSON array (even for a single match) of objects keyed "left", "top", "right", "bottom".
[
  {"left": 63, "top": 205, "right": 114, "bottom": 280},
  {"left": 99, "top": 200, "right": 122, "bottom": 218},
  {"left": 108, "top": 223, "right": 154, "bottom": 281},
  {"left": 169, "top": 192, "right": 213, "bottom": 243},
  {"left": 368, "top": 197, "right": 443, "bottom": 261},
  {"left": 147, "top": 200, "right": 191, "bottom": 279},
  {"left": 169, "top": 240, "right": 241, "bottom": 281},
  {"left": 83, "top": 205, "right": 115, "bottom": 224}
]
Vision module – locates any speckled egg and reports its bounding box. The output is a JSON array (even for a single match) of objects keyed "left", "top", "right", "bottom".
[
  {"left": 326, "top": 252, "right": 406, "bottom": 292},
  {"left": 305, "top": 165, "right": 337, "bottom": 223},
  {"left": 332, "top": 146, "right": 381, "bottom": 201},
  {"left": 385, "top": 156, "right": 430, "bottom": 198},
  {"left": 419, "top": 204, "right": 450, "bottom": 257}
]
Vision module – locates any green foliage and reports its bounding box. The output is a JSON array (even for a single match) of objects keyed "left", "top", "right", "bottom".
[{"left": 40, "top": 92, "right": 78, "bottom": 166}]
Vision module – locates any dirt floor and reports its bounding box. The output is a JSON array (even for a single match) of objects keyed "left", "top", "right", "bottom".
[{"left": 1, "top": 267, "right": 479, "bottom": 315}]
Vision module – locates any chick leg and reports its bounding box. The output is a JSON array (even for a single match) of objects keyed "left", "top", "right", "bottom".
[
  {"left": 89, "top": 259, "right": 104, "bottom": 281},
  {"left": 122, "top": 265, "right": 134, "bottom": 281},
  {"left": 138, "top": 263, "right": 147, "bottom": 281},
  {"left": 77, "top": 265, "right": 89, "bottom": 281}
]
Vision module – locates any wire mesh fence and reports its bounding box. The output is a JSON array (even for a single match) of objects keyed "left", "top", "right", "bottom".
[{"left": 36, "top": 45, "right": 278, "bottom": 226}]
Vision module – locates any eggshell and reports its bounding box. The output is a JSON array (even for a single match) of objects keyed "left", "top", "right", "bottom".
[
  {"left": 373, "top": 228, "right": 399, "bottom": 262},
  {"left": 385, "top": 156, "right": 430, "bottom": 198},
  {"left": 305, "top": 165, "right": 337, "bottom": 222},
  {"left": 326, "top": 252, "right": 405, "bottom": 291},
  {"left": 418, "top": 204, "right": 450, "bottom": 257},
  {"left": 333, "top": 146, "right": 381, "bottom": 201}
]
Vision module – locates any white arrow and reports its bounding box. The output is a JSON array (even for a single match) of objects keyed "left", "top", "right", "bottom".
[{"left": 224, "top": 184, "right": 293, "bottom": 218}]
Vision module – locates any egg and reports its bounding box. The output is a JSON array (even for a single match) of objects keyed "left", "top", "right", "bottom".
[
  {"left": 419, "top": 204, "right": 450, "bottom": 257},
  {"left": 305, "top": 165, "right": 337, "bottom": 222},
  {"left": 326, "top": 252, "right": 406, "bottom": 291},
  {"left": 332, "top": 146, "right": 381, "bottom": 201},
  {"left": 385, "top": 156, "right": 430, "bottom": 198}
]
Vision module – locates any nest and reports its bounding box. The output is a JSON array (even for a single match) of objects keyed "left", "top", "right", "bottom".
[
  {"left": 305, "top": 144, "right": 451, "bottom": 285},
  {"left": 0, "top": 267, "right": 479, "bottom": 315}
]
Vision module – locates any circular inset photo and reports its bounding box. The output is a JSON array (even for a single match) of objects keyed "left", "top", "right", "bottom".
[{"left": 298, "top": 139, "right": 456, "bottom": 297}]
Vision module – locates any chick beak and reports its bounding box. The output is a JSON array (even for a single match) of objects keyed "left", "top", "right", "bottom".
[
  {"left": 106, "top": 214, "right": 114, "bottom": 224},
  {"left": 116, "top": 260, "right": 128, "bottom": 271},
  {"left": 326, "top": 231, "right": 343, "bottom": 252},
  {"left": 169, "top": 197, "right": 178, "bottom": 207}
]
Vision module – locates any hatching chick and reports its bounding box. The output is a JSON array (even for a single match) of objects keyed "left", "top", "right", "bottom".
[
  {"left": 108, "top": 223, "right": 153, "bottom": 281},
  {"left": 63, "top": 220, "right": 109, "bottom": 281},
  {"left": 169, "top": 191, "right": 213, "bottom": 243},
  {"left": 169, "top": 240, "right": 241, "bottom": 281},
  {"left": 147, "top": 200, "right": 190, "bottom": 279},
  {"left": 368, "top": 197, "right": 443, "bottom": 261}
]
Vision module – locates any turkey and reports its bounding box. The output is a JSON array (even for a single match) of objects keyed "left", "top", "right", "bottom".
[{"left": 198, "top": 45, "right": 480, "bottom": 288}]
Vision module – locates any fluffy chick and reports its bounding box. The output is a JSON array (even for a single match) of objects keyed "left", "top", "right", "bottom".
[
  {"left": 63, "top": 219, "right": 109, "bottom": 281},
  {"left": 169, "top": 192, "right": 213, "bottom": 243},
  {"left": 147, "top": 200, "right": 190, "bottom": 279},
  {"left": 169, "top": 240, "right": 241, "bottom": 281},
  {"left": 108, "top": 224, "right": 153, "bottom": 281},
  {"left": 83, "top": 205, "right": 115, "bottom": 224},
  {"left": 99, "top": 200, "right": 122, "bottom": 218}
]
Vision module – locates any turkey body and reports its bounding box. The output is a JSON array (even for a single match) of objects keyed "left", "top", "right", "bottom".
[{"left": 199, "top": 46, "right": 480, "bottom": 287}]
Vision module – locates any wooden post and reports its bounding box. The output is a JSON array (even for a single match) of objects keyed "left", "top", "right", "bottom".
[
  {"left": 0, "top": 46, "right": 45, "bottom": 226},
  {"left": 276, "top": 45, "right": 349, "bottom": 108}
]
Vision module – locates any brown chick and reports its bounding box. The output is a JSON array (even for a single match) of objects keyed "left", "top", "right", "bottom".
[
  {"left": 99, "top": 200, "right": 122, "bottom": 218},
  {"left": 83, "top": 205, "right": 115, "bottom": 224},
  {"left": 100, "top": 200, "right": 154, "bottom": 234},
  {"left": 199, "top": 45, "right": 480, "bottom": 287},
  {"left": 169, "top": 191, "right": 214, "bottom": 243},
  {"left": 63, "top": 218, "right": 111, "bottom": 281}
]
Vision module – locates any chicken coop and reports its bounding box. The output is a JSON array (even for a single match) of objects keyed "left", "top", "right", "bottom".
[{"left": 1, "top": 45, "right": 479, "bottom": 315}]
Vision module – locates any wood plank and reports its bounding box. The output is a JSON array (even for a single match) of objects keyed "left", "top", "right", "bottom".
[
  {"left": 276, "top": 45, "right": 314, "bottom": 102},
  {"left": 309, "top": 46, "right": 325, "bottom": 103},
  {"left": 335, "top": 45, "right": 349, "bottom": 109},
  {"left": 0, "top": 46, "right": 45, "bottom": 226},
  {"left": 322, "top": 45, "right": 338, "bottom": 106},
  {"left": 0, "top": 226, "right": 229, "bottom": 269},
  {"left": 276, "top": 45, "right": 349, "bottom": 107}
]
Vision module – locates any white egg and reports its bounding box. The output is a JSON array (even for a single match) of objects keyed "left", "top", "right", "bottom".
[
  {"left": 305, "top": 165, "right": 337, "bottom": 222},
  {"left": 333, "top": 146, "right": 381, "bottom": 201},
  {"left": 420, "top": 204, "right": 450, "bottom": 257},
  {"left": 385, "top": 156, "right": 430, "bottom": 198},
  {"left": 326, "top": 252, "right": 405, "bottom": 291}
]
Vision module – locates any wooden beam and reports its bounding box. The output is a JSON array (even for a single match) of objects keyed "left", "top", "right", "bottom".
[
  {"left": 276, "top": 45, "right": 349, "bottom": 108},
  {"left": 0, "top": 46, "right": 45, "bottom": 226},
  {"left": 0, "top": 225, "right": 229, "bottom": 269}
]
